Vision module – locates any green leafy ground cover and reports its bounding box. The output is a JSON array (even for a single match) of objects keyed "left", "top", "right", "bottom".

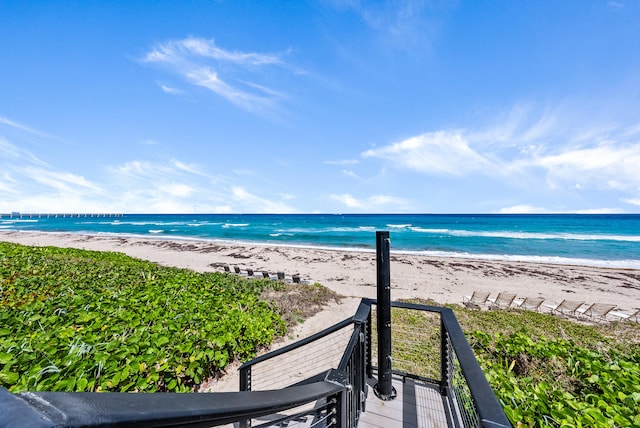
[
  {"left": 399, "top": 300, "right": 640, "bottom": 427},
  {"left": 3, "top": 241, "right": 639, "bottom": 426},
  {"left": 0, "top": 242, "right": 294, "bottom": 393}
]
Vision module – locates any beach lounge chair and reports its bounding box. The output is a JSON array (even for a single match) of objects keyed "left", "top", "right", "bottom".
[
  {"left": 463, "top": 291, "right": 490, "bottom": 309},
  {"left": 233, "top": 266, "right": 251, "bottom": 277},
  {"left": 262, "top": 271, "right": 279, "bottom": 280},
  {"left": 610, "top": 308, "right": 640, "bottom": 323},
  {"left": 514, "top": 296, "right": 545, "bottom": 312},
  {"left": 488, "top": 292, "right": 517, "bottom": 310},
  {"left": 578, "top": 303, "right": 616, "bottom": 322},
  {"left": 543, "top": 299, "right": 585, "bottom": 317},
  {"left": 223, "top": 265, "right": 231, "bottom": 273}
]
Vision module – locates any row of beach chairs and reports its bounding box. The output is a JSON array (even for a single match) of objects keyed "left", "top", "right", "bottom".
[
  {"left": 463, "top": 291, "right": 639, "bottom": 323},
  {"left": 222, "top": 265, "right": 310, "bottom": 285}
]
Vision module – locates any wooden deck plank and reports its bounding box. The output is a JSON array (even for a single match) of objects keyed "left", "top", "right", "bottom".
[{"left": 359, "top": 375, "right": 449, "bottom": 428}]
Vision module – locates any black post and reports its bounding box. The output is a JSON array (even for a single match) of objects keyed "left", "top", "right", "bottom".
[{"left": 374, "top": 231, "right": 396, "bottom": 400}]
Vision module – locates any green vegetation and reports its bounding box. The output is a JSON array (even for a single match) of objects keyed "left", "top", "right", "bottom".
[
  {"left": 0, "top": 242, "right": 329, "bottom": 393},
  {"left": 399, "top": 299, "right": 640, "bottom": 427},
  {"left": 3, "top": 241, "right": 639, "bottom": 426}
]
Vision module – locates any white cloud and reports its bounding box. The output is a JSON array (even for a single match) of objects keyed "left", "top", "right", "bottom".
[
  {"left": 330, "top": 193, "right": 362, "bottom": 208},
  {"left": 330, "top": 193, "right": 407, "bottom": 211},
  {"left": 2, "top": 117, "right": 299, "bottom": 214},
  {"left": 142, "top": 37, "right": 289, "bottom": 112},
  {"left": 360, "top": 102, "right": 640, "bottom": 211},
  {"left": 231, "top": 186, "right": 297, "bottom": 213},
  {"left": 325, "top": 0, "right": 441, "bottom": 53},
  {"left": 162, "top": 183, "right": 195, "bottom": 198},
  {"left": 362, "top": 131, "right": 493, "bottom": 175},
  {"left": 24, "top": 167, "right": 104, "bottom": 194},
  {"left": 533, "top": 143, "right": 640, "bottom": 191},
  {"left": 497, "top": 205, "right": 547, "bottom": 214},
  {"left": 497, "top": 205, "right": 624, "bottom": 214},
  {"left": 325, "top": 159, "right": 360, "bottom": 165},
  {"left": 623, "top": 198, "right": 640, "bottom": 206},
  {"left": 0, "top": 116, "right": 59, "bottom": 141},
  {"left": 573, "top": 208, "right": 625, "bottom": 214},
  {"left": 156, "top": 82, "right": 183, "bottom": 95}
]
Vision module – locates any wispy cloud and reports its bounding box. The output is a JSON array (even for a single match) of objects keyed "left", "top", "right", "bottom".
[
  {"left": 497, "top": 205, "right": 624, "bottom": 214},
  {"left": 231, "top": 186, "right": 297, "bottom": 213},
  {"left": 324, "top": 0, "right": 442, "bottom": 52},
  {"left": 156, "top": 82, "right": 183, "bottom": 95},
  {"left": 24, "top": 167, "right": 104, "bottom": 194},
  {"left": 325, "top": 159, "right": 360, "bottom": 165},
  {"left": 141, "top": 37, "right": 290, "bottom": 112},
  {"left": 497, "top": 204, "right": 548, "bottom": 214},
  {"left": 362, "top": 131, "right": 494, "bottom": 176},
  {"left": 361, "top": 102, "right": 640, "bottom": 209},
  {"left": 341, "top": 169, "right": 359, "bottom": 178},
  {"left": 0, "top": 116, "right": 58, "bottom": 141},
  {"left": 0, "top": 117, "right": 297, "bottom": 213},
  {"left": 329, "top": 193, "right": 407, "bottom": 211}
]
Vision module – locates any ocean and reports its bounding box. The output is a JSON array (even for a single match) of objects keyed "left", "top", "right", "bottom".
[{"left": 2, "top": 213, "right": 640, "bottom": 269}]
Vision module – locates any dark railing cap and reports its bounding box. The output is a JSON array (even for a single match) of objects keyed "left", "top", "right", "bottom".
[{"left": 1, "top": 381, "right": 344, "bottom": 428}]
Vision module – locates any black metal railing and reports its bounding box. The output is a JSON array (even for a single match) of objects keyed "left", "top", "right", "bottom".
[
  {"left": 0, "top": 378, "right": 346, "bottom": 428},
  {"left": 237, "top": 301, "right": 371, "bottom": 428},
  {"left": 0, "top": 297, "right": 510, "bottom": 428},
  {"left": 0, "top": 231, "right": 511, "bottom": 428},
  {"left": 235, "top": 298, "right": 510, "bottom": 428},
  {"left": 365, "top": 299, "right": 512, "bottom": 428}
]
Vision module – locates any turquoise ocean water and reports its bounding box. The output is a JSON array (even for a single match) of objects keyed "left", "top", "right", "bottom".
[{"left": 2, "top": 214, "right": 640, "bottom": 269}]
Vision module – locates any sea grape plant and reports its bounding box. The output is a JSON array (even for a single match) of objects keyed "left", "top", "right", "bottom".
[
  {"left": 471, "top": 331, "right": 640, "bottom": 427},
  {"left": 0, "top": 242, "right": 285, "bottom": 393}
]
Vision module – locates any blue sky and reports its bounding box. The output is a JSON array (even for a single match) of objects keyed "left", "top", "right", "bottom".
[{"left": 1, "top": 0, "right": 640, "bottom": 214}]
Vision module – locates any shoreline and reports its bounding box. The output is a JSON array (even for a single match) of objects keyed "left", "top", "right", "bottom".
[
  {"left": 2, "top": 228, "right": 639, "bottom": 270},
  {"left": 2, "top": 230, "right": 640, "bottom": 315}
]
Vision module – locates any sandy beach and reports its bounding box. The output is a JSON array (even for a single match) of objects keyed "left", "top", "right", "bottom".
[{"left": 2, "top": 230, "right": 639, "bottom": 314}]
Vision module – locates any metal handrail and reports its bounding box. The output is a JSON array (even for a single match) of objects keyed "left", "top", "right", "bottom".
[
  {"left": 365, "top": 299, "right": 511, "bottom": 428},
  {"left": 0, "top": 379, "right": 345, "bottom": 428},
  {"left": 1, "top": 298, "right": 510, "bottom": 428}
]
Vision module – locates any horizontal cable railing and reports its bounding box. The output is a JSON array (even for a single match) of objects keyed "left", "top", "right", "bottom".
[
  {"left": 1, "top": 298, "right": 510, "bottom": 428},
  {"left": 238, "top": 302, "right": 371, "bottom": 427},
  {"left": 1, "top": 230, "right": 511, "bottom": 428},
  {"left": 364, "top": 299, "right": 512, "bottom": 428},
  {"left": 239, "top": 317, "right": 356, "bottom": 392}
]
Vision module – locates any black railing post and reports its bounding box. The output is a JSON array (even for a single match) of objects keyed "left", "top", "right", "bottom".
[
  {"left": 374, "top": 231, "right": 397, "bottom": 400},
  {"left": 239, "top": 366, "right": 251, "bottom": 428},
  {"left": 440, "top": 317, "right": 449, "bottom": 396},
  {"left": 366, "top": 304, "right": 373, "bottom": 378}
]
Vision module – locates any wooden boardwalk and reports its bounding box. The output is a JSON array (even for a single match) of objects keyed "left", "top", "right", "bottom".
[
  {"left": 359, "top": 375, "right": 450, "bottom": 428},
  {"left": 243, "top": 323, "right": 453, "bottom": 427}
]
